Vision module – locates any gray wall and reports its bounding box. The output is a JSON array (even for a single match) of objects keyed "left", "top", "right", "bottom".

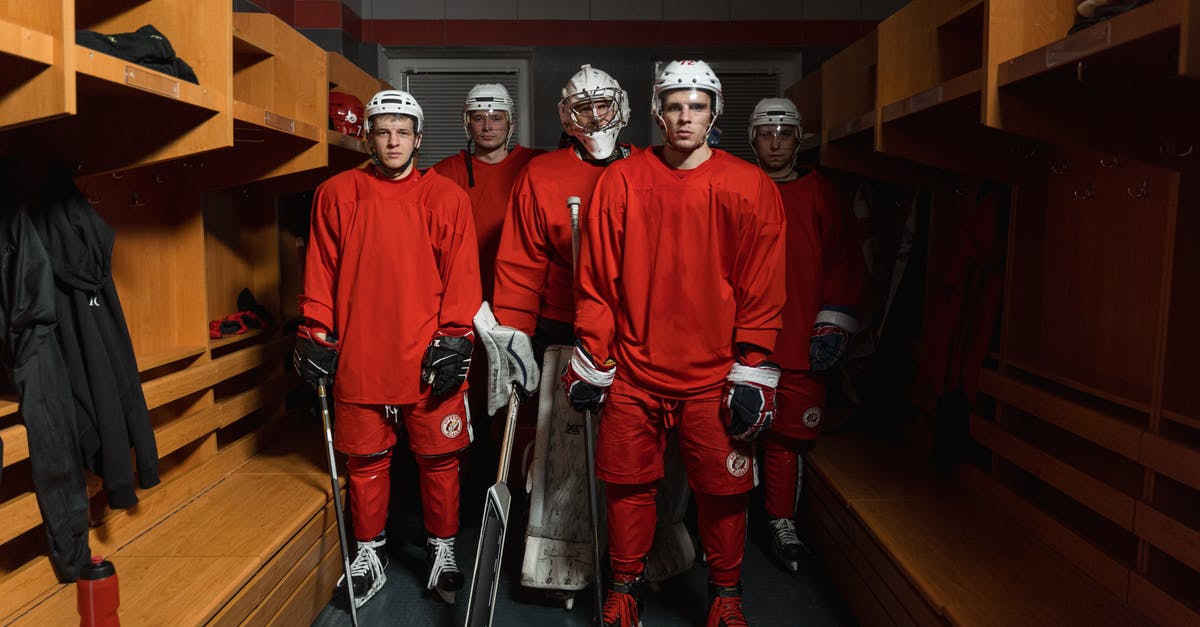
[{"left": 349, "top": 0, "right": 908, "bottom": 21}]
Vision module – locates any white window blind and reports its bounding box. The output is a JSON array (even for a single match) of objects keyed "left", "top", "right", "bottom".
[{"left": 390, "top": 59, "right": 529, "bottom": 167}]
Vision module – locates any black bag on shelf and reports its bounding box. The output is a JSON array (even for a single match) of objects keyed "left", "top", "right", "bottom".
[{"left": 76, "top": 24, "right": 199, "bottom": 84}]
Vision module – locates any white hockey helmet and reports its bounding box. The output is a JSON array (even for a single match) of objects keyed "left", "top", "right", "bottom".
[
  {"left": 463, "top": 83, "right": 516, "bottom": 144},
  {"left": 558, "top": 64, "right": 631, "bottom": 160},
  {"left": 364, "top": 89, "right": 424, "bottom": 134},
  {"left": 651, "top": 60, "right": 723, "bottom": 119},
  {"left": 748, "top": 97, "right": 802, "bottom": 144}
]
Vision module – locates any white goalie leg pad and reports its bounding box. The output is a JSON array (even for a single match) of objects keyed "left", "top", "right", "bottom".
[
  {"left": 644, "top": 433, "right": 696, "bottom": 583},
  {"left": 521, "top": 345, "right": 605, "bottom": 592},
  {"left": 473, "top": 302, "right": 540, "bottom": 416}
]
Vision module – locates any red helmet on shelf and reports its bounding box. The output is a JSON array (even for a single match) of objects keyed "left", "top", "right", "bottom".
[{"left": 329, "top": 91, "right": 365, "bottom": 137}]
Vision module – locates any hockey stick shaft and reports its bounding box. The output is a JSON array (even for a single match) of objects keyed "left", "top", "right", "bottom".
[
  {"left": 317, "top": 380, "right": 358, "bottom": 627},
  {"left": 464, "top": 389, "right": 521, "bottom": 627},
  {"left": 583, "top": 409, "right": 604, "bottom": 621},
  {"left": 570, "top": 196, "right": 606, "bottom": 619}
]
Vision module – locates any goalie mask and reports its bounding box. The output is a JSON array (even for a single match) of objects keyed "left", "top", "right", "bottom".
[
  {"left": 463, "top": 83, "right": 516, "bottom": 147},
  {"left": 558, "top": 64, "right": 630, "bottom": 160}
]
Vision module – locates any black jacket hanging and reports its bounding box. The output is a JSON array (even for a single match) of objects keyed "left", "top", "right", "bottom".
[
  {"left": 30, "top": 166, "right": 159, "bottom": 509},
  {"left": 0, "top": 201, "right": 90, "bottom": 581}
]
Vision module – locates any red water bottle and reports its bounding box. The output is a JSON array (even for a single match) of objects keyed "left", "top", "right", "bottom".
[{"left": 77, "top": 555, "right": 120, "bottom": 627}]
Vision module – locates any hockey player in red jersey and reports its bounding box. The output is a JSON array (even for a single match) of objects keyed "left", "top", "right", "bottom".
[
  {"left": 432, "top": 83, "right": 544, "bottom": 304},
  {"left": 487, "top": 64, "right": 635, "bottom": 608},
  {"left": 748, "top": 97, "right": 863, "bottom": 573},
  {"left": 567, "top": 60, "right": 787, "bottom": 627},
  {"left": 293, "top": 89, "right": 481, "bottom": 608}
]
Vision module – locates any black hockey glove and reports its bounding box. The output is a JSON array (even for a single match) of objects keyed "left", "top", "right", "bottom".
[
  {"left": 561, "top": 341, "right": 615, "bottom": 413},
  {"left": 421, "top": 330, "right": 474, "bottom": 396},
  {"left": 722, "top": 359, "right": 781, "bottom": 441},
  {"left": 294, "top": 325, "right": 338, "bottom": 389},
  {"left": 809, "top": 306, "right": 858, "bottom": 372}
]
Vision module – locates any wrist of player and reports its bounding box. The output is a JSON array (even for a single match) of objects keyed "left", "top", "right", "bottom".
[
  {"left": 422, "top": 329, "right": 474, "bottom": 395},
  {"left": 562, "top": 341, "right": 615, "bottom": 412},
  {"left": 723, "top": 360, "right": 781, "bottom": 441}
]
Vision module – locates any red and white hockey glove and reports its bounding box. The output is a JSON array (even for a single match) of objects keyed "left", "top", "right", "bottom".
[
  {"left": 561, "top": 341, "right": 615, "bottom": 413},
  {"left": 723, "top": 359, "right": 782, "bottom": 441},
  {"left": 421, "top": 329, "right": 474, "bottom": 396},
  {"left": 294, "top": 324, "right": 338, "bottom": 389},
  {"left": 809, "top": 307, "right": 858, "bottom": 372}
]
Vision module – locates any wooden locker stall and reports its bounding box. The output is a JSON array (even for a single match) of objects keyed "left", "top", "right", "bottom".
[
  {"left": 0, "top": 3, "right": 356, "bottom": 625},
  {"left": 797, "top": 1, "right": 1200, "bottom": 625}
]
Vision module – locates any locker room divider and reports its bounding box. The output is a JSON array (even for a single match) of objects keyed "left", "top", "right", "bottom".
[
  {"left": 801, "top": 1, "right": 1200, "bottom": 625},
  {"left": 0, "top": 3, "right": 388, "bottom": 624}
]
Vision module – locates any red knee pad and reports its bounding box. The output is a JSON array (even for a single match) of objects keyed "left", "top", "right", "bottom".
[{"left": 347, "top": 451, "right": 392, "bottom": 540}]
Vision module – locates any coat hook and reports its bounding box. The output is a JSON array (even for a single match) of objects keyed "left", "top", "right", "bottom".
[
  {"left": 1022, "top": 145, "right": 1037, "bottom": 159},
  {"left": 1158, "top": 141, "right": 1195, "bottom": 158},
  {"left": 1127, "top": 179, "right": 1149, "bottom": 198},
  {"left": 86, "top": 191, "right": 102, "bottom": 205},
  {"left": 111, "top": 170, "right": 126, "bottom": 179},
  {"left": 1051, "top": 159, "right": 1071, "bottom": 174},
  {"left": 1073, "top": 182, "right": 1095, "bottom": 200},
  {"left": 131, "top": 192, "right": 147, "bottom": 206},
  {"left": 154, "top": 172, "right": 167, "bottom": 183},
  {"left": 1100, "top": 156, "right": 1120, "bottom": 168},
  {"left": 954, "top": 185, "right": 971, "bottom": 197}
]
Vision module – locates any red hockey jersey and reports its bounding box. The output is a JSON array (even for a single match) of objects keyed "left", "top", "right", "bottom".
[
  {"left": 431, "top": 145, "right": 543, "bottom": 302},
  {"left": 576, "top": 148, "right": 786, "bottom": 398},
  {"left": 493, "top": 146, "right": 639, "bottom": 334},
  {"left": 299, "top": 166, "right": 481, "bottom": 405},
  {"left": 773, "top": 168, "right": 865, "bottom": 370}
]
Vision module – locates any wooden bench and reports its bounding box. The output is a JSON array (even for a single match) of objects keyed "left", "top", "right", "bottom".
[
  {"left": 804, "top": 431, "right": 1153, "bottom": 626},
  {"left": 3, "top": 419, "right": 343, "bottom": 626}
]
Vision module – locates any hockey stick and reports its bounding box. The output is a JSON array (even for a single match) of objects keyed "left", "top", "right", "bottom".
[
  {"left": 317, "top": 379, "right": 359, "bottom": 627},
  {"left": 464, "top": 388, "right": 521, "bottom": 627},
  {"left": 570, "top": 195, "right": 606, "bottom": 622}
]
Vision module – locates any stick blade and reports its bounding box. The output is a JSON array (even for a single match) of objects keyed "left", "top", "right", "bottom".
[{"left": 464, "top": 483, "right": 511, "bottom": 627}]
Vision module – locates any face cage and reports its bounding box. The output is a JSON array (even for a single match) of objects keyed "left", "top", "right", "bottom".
[{"left": 563, "top": 89, "right": 626, "bottom": 134}]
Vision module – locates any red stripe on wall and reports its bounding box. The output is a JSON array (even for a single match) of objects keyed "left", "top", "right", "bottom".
[{"left": 282, "top": 12, "right": 875, "bottom": 48}]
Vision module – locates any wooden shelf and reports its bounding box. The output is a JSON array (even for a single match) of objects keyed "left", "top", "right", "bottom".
[
  {"left": 137, "top": 344, "right": 208, "bottom": 373},
  {"left": 978, "top": 368, "right": 1144, "bottom": 461},
  {"left": 210, "top": 326, "right": 266, "bottom": 351},
  {"left": 937, "top": 0, "right": 984, "bottom": 32},
  {"left": 998, "top": 0, "right": 1186, "bottom": 88},
  {"left": 881, "top": 68, "right": 983, "bottom": 123},
  {"left": 0, "top": 394, "right": 18, "bottom": 419},
  {"left": 75, "top": 45, "right": 218, "bottom": 111},
  {"left": 825, "top": 110, "right": 875, "bottom": 143},
  {"left": 1141, "top": 433, "right": 1200, "bottom": 492},
  {"left": 971, "top": 415, "right": 1137, "bottom": 531},
  {"left": 0, "top": 18, "right": 55, "bottom": 67},
  {"left": 1006, "top": 354, "right": 1151, "bottom": 414},
  {"left": 1162, "top": 408, "right": 1200, "bottom": 432},
  {"left": 233, "top": 99, "right": 323, "bottom": 144}
]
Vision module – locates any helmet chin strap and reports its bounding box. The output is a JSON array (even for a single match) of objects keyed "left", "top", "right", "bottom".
[{"left": 369, "top": 149, "right": 416, "bottom": 180}]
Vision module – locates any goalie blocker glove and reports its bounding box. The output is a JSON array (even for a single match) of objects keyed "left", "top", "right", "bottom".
[
  {"left": 422, "top": 330, "right": 474, "bottom": 396},
  {"left": 561, "top": 341, "right": 615, "bottom": 412},
  {"left": 723, "top": 359, "right": 782, "bottom": 441},
  {"left": 809, "top": 306, "right": 858, "bottom": 372},
  {"left": 294, "top": 325, "right": 338, "bottom": 388}
]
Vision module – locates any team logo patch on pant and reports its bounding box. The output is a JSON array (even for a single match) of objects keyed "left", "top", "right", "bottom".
[
  {"left": 440, "top": 414, "right": 464, "bottom": 439},
  {"left": 726, "top": 450, "right": 750, "bottom": 478},
  {"left": 802, "top": 407, "right": 822, "bottom": 429}
]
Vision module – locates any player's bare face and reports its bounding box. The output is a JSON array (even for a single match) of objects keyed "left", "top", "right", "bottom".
[
  {"left": 660, "top": 90, "right": 713, "bottom": 152},
  {"left": 468, "top": 111, "right": 510, "bottom": 151},
  {"left": 368, "top": 115, "right": 420, "bottom": 176},
  {"left": 752, "top": 125, "right": 800, "bottom": 171}
]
